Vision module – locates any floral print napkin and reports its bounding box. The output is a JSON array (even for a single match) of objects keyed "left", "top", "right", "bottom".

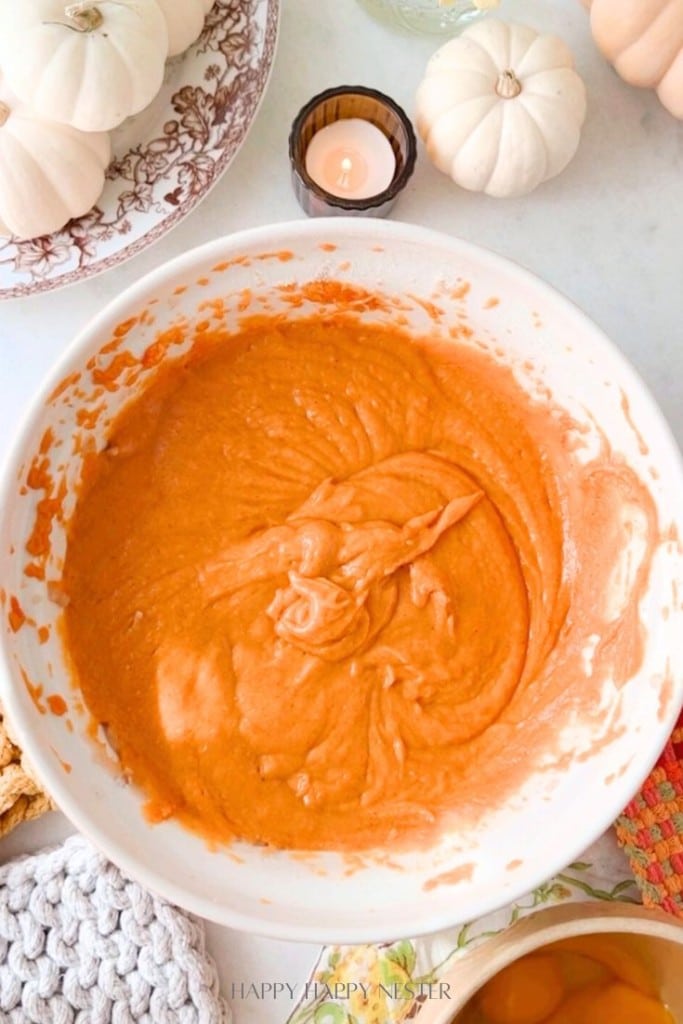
[
  {"left": 284, "top": 707, "right": 683, "bottom": 1024},
  {"left": 285, "top": 832, "right": 638, "bottom": 1024}
]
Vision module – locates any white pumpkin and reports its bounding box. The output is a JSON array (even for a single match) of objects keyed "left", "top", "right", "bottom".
[
  {"left": 0, "top": 0, "right": 169, "bottom": 133},
  {"left": 155, "top": 0, "right": 205, "bottom": 57},
  {"left": 415, "top": 19, "right": 588, "bottom": 198},
  {"left": 0, "top": 77, "right": 110, "bottom": 240}
]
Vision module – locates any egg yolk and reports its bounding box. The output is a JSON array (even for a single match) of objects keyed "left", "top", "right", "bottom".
[
  {"left": 541, "top": 982, "right": 609, "bottom": 1024},
  {"left": 550, "top": 935, "right": 655, "bottom": 994},
  {"left": 477, "top": 955, "right": 565, "bottom": 1024},
  {"left": 543, "top": 982, "right": 674, "bottom": 1024},
  {"left": 459, "top": 938, "right": 675, "bottom": 1024},
  {"left": 590, "top": 982, "right": 675, "bottom": 1024}
]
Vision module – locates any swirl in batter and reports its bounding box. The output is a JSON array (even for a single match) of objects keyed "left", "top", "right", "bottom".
[{"left": 62, "top": 315, "right": 657, "bottom": 850}]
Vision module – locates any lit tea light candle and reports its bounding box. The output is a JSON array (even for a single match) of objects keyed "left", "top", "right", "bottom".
[
  {"left": 289, "top": 86, "right": 417, "bottom": 218},
  {"left": 304, "top": 118, "right": 396, "bottom": 200}
]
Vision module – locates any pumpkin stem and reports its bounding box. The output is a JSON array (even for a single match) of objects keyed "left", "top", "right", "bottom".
[
  {"left": 496, "top": 70, "right": 522, "bottom": 99},
  {"left": 64, "top": 2, "right": 104, "bottom": 31},
  {"left": 0, "top": 102, "right": 10, "bottom": 128}
]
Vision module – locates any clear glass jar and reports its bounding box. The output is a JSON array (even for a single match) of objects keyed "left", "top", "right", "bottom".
[{"left": 357, "top": 0, "right": 497, "bottom": 35}]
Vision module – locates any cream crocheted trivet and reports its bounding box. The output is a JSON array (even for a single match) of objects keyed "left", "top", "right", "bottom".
[
  {"left": 0, "top": 835, "right": 231, "bottom": 1023},
  {"left": 0, "top": 711, "right": 51, "bottom": 838}
]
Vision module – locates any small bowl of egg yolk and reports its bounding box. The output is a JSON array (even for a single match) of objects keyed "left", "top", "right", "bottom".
[{"left": 416, "top": 901, "right": 683, "bottom": 1024}]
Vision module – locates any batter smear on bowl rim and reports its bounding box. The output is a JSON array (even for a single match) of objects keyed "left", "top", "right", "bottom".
[{"left": 61, "top": 311, "right": 659, "bottom": 851}]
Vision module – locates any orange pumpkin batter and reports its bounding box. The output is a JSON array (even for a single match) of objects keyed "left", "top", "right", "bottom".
[{"left": 61, "top": 315, "right": 658, "bottom": 850}]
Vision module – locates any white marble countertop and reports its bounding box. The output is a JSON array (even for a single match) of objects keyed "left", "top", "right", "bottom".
[{"left": 1, "top": 0, "right": 682, "bottom": 1020}]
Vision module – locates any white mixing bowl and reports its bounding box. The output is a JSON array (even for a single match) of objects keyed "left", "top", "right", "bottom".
[{"left": 1, "top": 219, "right": 682, "bottom": 942}]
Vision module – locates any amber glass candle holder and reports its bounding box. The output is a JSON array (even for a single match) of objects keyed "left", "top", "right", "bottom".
[{"left": 289, "top": 85, "right": 417, "bottom": 218}]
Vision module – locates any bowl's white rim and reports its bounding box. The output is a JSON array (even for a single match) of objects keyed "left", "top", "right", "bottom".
[{"left": 1, "top": 217, "right": 682, "bottom": 943}]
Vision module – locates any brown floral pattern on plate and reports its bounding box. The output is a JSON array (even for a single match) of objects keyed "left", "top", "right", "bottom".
[{"left": 0, "top": 0, "right": 279, "bottom": 300}]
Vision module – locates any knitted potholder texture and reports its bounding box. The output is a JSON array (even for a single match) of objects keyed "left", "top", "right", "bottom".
[
  {"left": 615, "top": 709, "right": 683, "bottom": 918},
  {"left": 0, "top": 835, "right": 231, "bottom": 1023}
]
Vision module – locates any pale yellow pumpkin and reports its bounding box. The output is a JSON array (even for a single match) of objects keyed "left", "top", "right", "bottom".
[
  {"left": 584, "top": 0, "right": 683, "bottom": 119},
  {"left": 0, "top": 0, "right": 169, "bottom": 132},
  {"left": 155, "top": 0, "right": 205, "bottom": 57},
  {"left": 0, "top": 76, "right": 110, "bottom": 239},
  {"left": 415, "top": 20, "right": 587, "bottom": 198}
]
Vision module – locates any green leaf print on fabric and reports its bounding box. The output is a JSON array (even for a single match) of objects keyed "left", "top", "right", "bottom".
[
  {"left": 284, "top": 834, "right": 640, "bottom": 1024},
  {"left": 314, "top": 1004, "right": 348, "bottom": 1024},
  {"left": 386, "top": 940, "right": 417, "bottom": 976}
]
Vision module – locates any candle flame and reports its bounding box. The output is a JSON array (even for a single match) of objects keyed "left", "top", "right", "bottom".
[{"left": 337, "top": 157, "right": 353, "bottom": 190}]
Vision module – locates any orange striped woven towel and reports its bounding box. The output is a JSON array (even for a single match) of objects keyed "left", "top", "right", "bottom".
[{"left": 616, "top": 710, "right": 683, "bottom": 918}]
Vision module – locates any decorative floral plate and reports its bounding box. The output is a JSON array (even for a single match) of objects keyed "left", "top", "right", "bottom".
[{"left": 0, "top": 0, "right": 279, "bottom": 300}]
